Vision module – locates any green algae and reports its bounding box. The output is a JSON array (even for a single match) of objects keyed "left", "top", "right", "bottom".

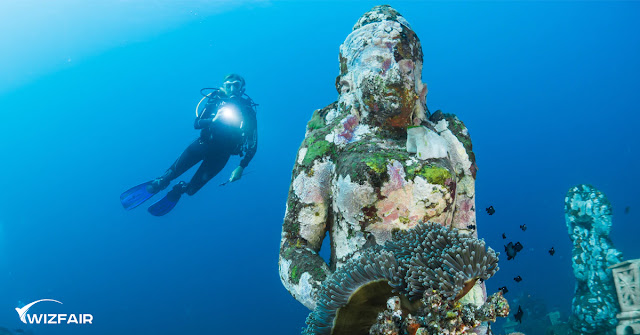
[
  {"left": 297, "top": 102, "right": 347, "bottom": 168},
  {"left": 291, "top": 265, "right": 300, "bottom": 283},
  {"left": 417, "top": 166, "right": 451, "bottom": 186},
  {"left": 283, "top": 240, "right": 329, "bottom": 285},
  {"left": 307, "top": 109, "right": 326, "bottom": 131},
  {"left": 364, "top": 151, "right": 410, "bottom": 174},
  {"left": 365, "top": 155, "right": 388, "bottom": 174},
  {"left": 302, "top": 140, "right": 333, "bottom": 166},
  {"left": 289, "top": 253, "right": 328, "bottom": 285},
  {"left": 404, "top": 160, "right": 452, "bottom": 187},
  {"left": 339, "top": 53, "right": 348, "bottom": 76},
  {"left": 283, "top": 198, "right": 303, "bottom": 235},
  {"left": 335, "top": 142, "right": 410, "bottom": 185},
  {"left": 447, "top": 117, "right": 472, "bottom": 152}
]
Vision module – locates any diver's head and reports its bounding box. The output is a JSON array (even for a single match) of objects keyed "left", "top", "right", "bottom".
[{"left": 221, "top": 73, "right": 246, "bottom": 98}]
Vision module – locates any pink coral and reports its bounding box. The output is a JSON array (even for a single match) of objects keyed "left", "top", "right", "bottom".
[
  {"left": 375, "top": 161, "right": 421, "bottom": 226},
  {"left": 293, "top": 176, "right": 325, "bottom": 204},
  {"left": 337, "top": 115, "right": 359, "bottom": 143},
  {"left": 378, "top": 201, "right": 410, "bottom": 225},
  {"left": 292, "top": 164, "right": 332, "bottom": 204},
  {"left": 381, "top": 58, "right": 392, "bottom": 75},
  {"left": 382, "top": 160, "right": 406, "bottom": 193},
  {"left": 452, "top": 197, "right": 474, "bottom": 227},
  {"left": 398, "top": 59, "right": 414, "bottom": 75}
]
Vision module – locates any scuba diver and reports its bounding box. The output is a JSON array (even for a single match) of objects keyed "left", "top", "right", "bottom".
[{"left": 120, "top": 74, "right": 258, "bottom": 216}]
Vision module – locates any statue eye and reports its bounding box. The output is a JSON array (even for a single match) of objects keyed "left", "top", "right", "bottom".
[{"left": 340, "top": 80, "right": 351, "bottom": 93}]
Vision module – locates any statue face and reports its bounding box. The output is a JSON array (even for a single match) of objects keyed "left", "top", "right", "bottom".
[{"left": 338, "top": 18, "right": 427, "bottom": 128}]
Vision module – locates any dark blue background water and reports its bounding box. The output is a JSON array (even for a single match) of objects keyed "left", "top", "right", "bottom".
[{"left": 0, "top": 1, "right": 638, "bottom": 334}]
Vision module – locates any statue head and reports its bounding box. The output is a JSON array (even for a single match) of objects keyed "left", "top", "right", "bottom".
[{"left": 336, "top": 5, "right": 428, "bottom": 130}]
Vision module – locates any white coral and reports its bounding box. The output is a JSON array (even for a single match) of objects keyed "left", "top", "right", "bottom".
[
  {"left": 278, "top": 258, "right": 318, "bottom": 310},
  {"left": 334, "top": 174, "right": 376, "bottom": 225},
  {"left": 406, "top": 126, "right": 448, "bottom": 160},
  {"left": 292, "top": 159, "right": 335, "bottom": 204},
  {"left": 298, "top": 205, "right": 328, "bottom": 247},
  {"left": 333, "top": 222, "right": 367, "bottom": 263},
  {"left": 297, "top": 148, "right": 307, "bottom": 165},
  {"left": 438, "top": 126, "right": 472, "bottom": 174},
  {"left": 325, "top": 108, "right": 338, "bottom": 124}
]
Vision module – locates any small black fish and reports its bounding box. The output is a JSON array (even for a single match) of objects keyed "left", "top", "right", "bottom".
[
  {"left": 498, "top": 286, "right": 508, "bottom": 294},
  {"left": 514, "top": 275, "right": 522, "bottom": 282},
  {"left": 625, "top": 206, "right": 630, "bottom": 214},
  {"left": 514, "top": 305, "right": 524, "bottom": 323},
  {"left": 502, "top": 233, "right": 507, "bottom": 239},
  {"left": 504, "top": 241, "right": 523, "bottom": 260},
  {"left": 520, "top": 224, "right": 527, "bottom": 231},
  {"left": 549, "top": 247, "right": 555, "bottom": 256},
  {"left": 486, "top": 206, "right": 495, "bottom": 215},
  {"left": 467, "top": 224, "right": 476, "bottom": 230}
]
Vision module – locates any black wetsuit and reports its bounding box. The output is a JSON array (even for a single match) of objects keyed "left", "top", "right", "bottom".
[{"left": 158, "top": 91, "right": 257, "bottom": 195}]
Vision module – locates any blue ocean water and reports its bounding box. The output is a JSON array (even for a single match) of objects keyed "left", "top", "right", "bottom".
[{"left": 0, "top": 1, "right": 638, "bottom": 334}]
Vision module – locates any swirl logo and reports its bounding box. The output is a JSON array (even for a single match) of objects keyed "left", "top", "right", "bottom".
[{"left": 15, "top": 299, "right": 92, "bottom": 325}]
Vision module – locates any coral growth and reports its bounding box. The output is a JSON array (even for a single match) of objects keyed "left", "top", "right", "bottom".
[
  {"left": 565, "top": 184, "right": 623, "bottom": 334},
  {"left": 302, "top": 222, "right": 502, "bottom": 335},
  {"left": 368, "top": 291, "right": 509, "bottom": 335},
  {"left": 279, "top": 5, "right": 479, "bottom": 313},
  {"left": 384, "top": 222, "right": 499, "bottom": 300}
]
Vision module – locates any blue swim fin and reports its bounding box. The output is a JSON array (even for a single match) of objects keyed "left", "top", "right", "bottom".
[
  {"left": 147, "top": 184, "right": 184, "bottom": 216},
  {"left": 120, "top": 181, "right": 156, "bottom": 210}
]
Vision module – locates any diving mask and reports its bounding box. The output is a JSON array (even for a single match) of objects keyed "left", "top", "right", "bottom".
[{"left": 223, "top": 80, "right": 244, "bottom": 97}]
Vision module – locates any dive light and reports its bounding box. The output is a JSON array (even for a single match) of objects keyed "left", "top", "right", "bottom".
[{"left": 214, "top": 103, "right": 243, "bottom": 128}]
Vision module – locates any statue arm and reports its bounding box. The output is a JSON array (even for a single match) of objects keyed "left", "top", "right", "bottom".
[{"left": 278, "top": 148, "right": 333, "bottom": 311}]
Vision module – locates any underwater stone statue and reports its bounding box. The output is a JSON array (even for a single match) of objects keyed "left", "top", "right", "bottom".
[
  {"left": 278, "top": 5, "right": 480, "bottom": 311},
  {"left": 565, "top": 184, "right": 623, "bottom": 334}
]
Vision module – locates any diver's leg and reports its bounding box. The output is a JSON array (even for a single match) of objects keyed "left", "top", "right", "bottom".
[
  {"left": 147, "top": 147, "right": 229, "bottom": 216},
  {"left": 184, "top": 150, "right": 231, "bottom": 196},
  {"left": 148, "top": 139, "right": 206, "bottom": 193}
]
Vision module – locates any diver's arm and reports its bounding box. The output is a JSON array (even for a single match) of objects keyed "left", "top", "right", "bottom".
[
  {"left": 239, "top": 110, "right": 258, "bottom": 168},
  {"left": 278, "top": 147, "right": 332, "bottom": 310},
  {"left": 194, "top": 118, "right": 214, "bottom": 129},
  {"left": 194, "top": 100, "right": 217, "bottom": 129},
  {"left": 239, "top": 132, "right": 256, "bottom": 168}
]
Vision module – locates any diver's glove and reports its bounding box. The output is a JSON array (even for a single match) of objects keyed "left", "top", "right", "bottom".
[{"left": 229, "top": 166, "right": 244, "bottom": 183}]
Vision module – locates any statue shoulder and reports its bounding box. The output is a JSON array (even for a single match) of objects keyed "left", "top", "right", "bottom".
[
  {"left": 427, "top": 110, "right": 473, "bottom": 146},
  {"left": 427, "top": 110, "right": 476, "bottom": 175}
]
